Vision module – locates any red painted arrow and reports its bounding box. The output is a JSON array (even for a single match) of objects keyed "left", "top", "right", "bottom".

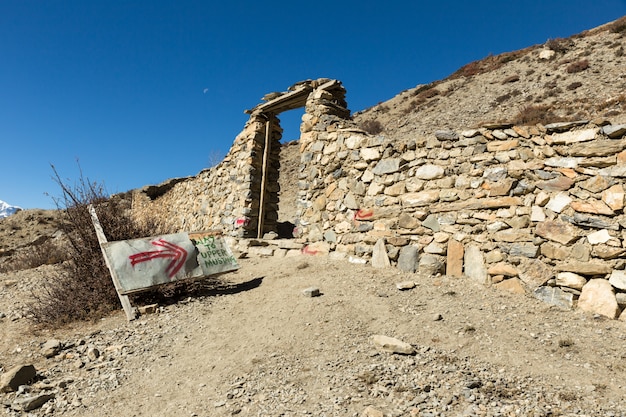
[{"left": 128, "top": 239, "right": 188, "bottom": 279}]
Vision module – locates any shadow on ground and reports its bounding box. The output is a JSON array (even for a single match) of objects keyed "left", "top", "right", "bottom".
[{"left": 131, "top": 276, "right": 265, "bottom": 307}]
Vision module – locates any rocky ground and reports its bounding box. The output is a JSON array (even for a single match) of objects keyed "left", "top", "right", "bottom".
[{"left": 2, "top": 236, "right": 626, "bottom": 416}]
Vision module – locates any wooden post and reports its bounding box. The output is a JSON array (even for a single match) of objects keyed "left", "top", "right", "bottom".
[
  {"left": 88, "top": 205, "right": 137, "bottom": 321},
  {"left": 257, "top": 115, "right": 272, "bottom": 239}
]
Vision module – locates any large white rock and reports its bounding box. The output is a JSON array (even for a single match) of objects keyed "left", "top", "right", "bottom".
[
  {"left": 545, "top": 192, "right": 572, "bottom": 213},
  {"left": 415, "top": 164, "right": 445, "bottom": 180},
  {"left": 548, "top": 128, "right": 597, "bottom": 145},
  {"left": 360, "top": 148, "right": 380, "bottom": 161},
  {"left": 531, "top": 206, "right": 546, "bottom": 222},
  {"left": 400, "top": 191, "right": 440, "bottom": 207},
  {"left": 587, "top": 229, "right": 611, "bottom": 245},
  {"left": 371, "top": 239, "right": 390, "bottom": 269},
  {"left": 371, "top": 335, "right": 415, "bottom": 355},
  {"left": 578, "top": 279, "right": 619, "bottom": 319},
  {"left": 556, "top": 272, "right": 587, "bottom": 290}
]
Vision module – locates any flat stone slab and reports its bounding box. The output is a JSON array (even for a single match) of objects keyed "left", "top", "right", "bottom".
[
  {"left": 464, "top": 245, "right": 488, "bottom": 284},
  {"left": 371, "top": 335, "right": 416, "bottom": 355},
  {"left": 396, "top": 281, "right": 416, "bottom": 290},
  {"left": 556, "top": 261, "right": 612, "bottom": 276},
  {"left": 302, "top": 287, "right": 321, "bottom": 297},
  {"left": 556, "top": 272, "right": 587, "bottom": 290},
  {"left": 535, "top": 220, "right": 578, "bottom": 245},
  {"left": 547, "top": 128, "right": 597, "bottom": 144},
  {"left": 533, "top": 286, "right": 574, "bottom": 309},
  {"left": 495, "top": 277, "right": 526, "bottom": 294},
  {"left": 13, "top": 393, "right": 55, "bottom": 412},
  {"left": 430, "top": 197, "right": 522, "bottom": 213},
  {"left": 602, "top": 124, "right": 626, "bottom": 139},
  {"left": 609, "top": 270, "right": 626, "bottom": 290}
]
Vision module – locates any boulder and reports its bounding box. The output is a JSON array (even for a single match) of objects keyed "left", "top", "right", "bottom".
[
  {"left": 0, "top": 365, "right": 36, "bottom": 393},
  {"left": 577, "top": 279, "right": 619, "bottom": 319}
]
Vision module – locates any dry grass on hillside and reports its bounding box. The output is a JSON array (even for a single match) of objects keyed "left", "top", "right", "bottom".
[{"left": 354, "top": 16, "right": 626, "bottom": 137}]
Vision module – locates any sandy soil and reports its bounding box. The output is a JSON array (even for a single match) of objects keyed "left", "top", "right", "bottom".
[{"left": 2, "top": 250, "right": 626, "bottom": 416}]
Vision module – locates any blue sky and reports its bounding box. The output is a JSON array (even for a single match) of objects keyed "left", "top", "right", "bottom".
[{"left": 2, "top": 1, "right": 625, "bottom": 209}]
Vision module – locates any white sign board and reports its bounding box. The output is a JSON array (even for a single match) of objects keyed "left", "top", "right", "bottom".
[{"left": 102, "top": 232, "right": 239, "bottom": 294}]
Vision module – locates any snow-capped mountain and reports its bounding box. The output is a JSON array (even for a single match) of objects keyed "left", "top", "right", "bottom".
[{"left": 0, "top": 200, "right": 21, "bottom": 218}]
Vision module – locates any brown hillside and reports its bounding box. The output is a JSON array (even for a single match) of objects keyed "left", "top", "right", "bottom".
[
  {"left": 277, "top": 16, "right": 626, "bottom": 223},
  {"left": 352, "top": 16, "right": 626, "bottom": 138}
]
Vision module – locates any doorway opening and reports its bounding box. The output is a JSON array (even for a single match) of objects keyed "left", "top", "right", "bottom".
[
  {"left": 276, "top": 109, "right": 304, "bottom": 238},
  {"left": 244, "top": 79, "right": 349, "bottom": 239}
]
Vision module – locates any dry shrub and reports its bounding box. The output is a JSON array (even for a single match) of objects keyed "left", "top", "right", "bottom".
[
  {"left": 607, "top": 16, "right": 626, "bottom": 35},
  {"left": 0, "top": 240, "right": 69, "bottom": 273},
  {"left": 360, "top": 120, "right": 384, "bottom": 135},
  {"left": 512, "top": 104, "right": 566, "bottom": 126},
  {"left": 566, "top": 59, "right": 589, "bottom": 73},
  {"left": 495, "top": 89, "right": 521, "bottom": 105},
  {"left": 545, "top": 37, "right": 573, "bottom": 53},
  {"left": 403, "top": 99, "right": 419, "bottom": 115},
  {"left": 567, "top": 81, "right": 582, "bottom": 91},
  {"left": 501, "top": 75, "right": 520, "bottom": 84},
  {"left": 376, "top": 103, "right": 390, "bottom": 113},
  {"left": 449, "top": 50, "right": 528, "bottom": 79},
  {"left": 452, "top": 59, "right": 485, "bottom": 78},
  {"left": 404, "top": 85, "right": 445, "bottom": 114},
  {"left": 421, "top": 88, "right": 440, "bottom": 99},
  {"left": 28, "top": 165, "right": 160, "bottom": 326},
  {"left": 411, "top": 83, "right": 439, "bottom": 97},
  {"left": 597, "top": 93, "right": 626, "bottom": 112}
]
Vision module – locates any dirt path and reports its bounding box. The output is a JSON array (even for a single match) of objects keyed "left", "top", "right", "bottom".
[{"left": 3, "top": 254, "right": 621, "bottom": 416}]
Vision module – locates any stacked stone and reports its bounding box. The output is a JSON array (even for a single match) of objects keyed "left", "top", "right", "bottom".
[
  {"left": 131, "top": 79, "right": 352, "bottom": 240},
  {"left": 297, "top": 119, "right": 626, "bottom": 319},
  {"left": 131, "top": 112, "right": 283, "bottom": 238}
]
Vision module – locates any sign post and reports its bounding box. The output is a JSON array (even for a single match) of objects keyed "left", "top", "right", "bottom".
[
  {"left": 89, "top": 206, "right": 239, "bottom": 320},
  {"left": 88, "top": 205, "right": 137, "bottom": 321}
]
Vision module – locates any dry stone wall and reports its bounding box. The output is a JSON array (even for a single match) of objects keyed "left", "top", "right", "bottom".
[
  {"left": 131, "top": 78, "right": 349, "bottom": 239},
  {"left": 296, "top": 118, "right": 626, "bottom": 320},
  {"left": 130, "top": 78, "right": 626, "bottom": 320},
  {"left": 131, "top": 111, "right": 282, "bottom": 238}
]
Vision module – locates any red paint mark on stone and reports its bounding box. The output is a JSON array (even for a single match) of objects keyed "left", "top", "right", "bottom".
[
  {"left": 301, "top": 245, "right": 319, "bottom": 255},
  {"left": 355, "top": 208, "right": 374, "bottom": 220},
  {"left": 235, "top": 217, "right": 250, "bottom": 227}
]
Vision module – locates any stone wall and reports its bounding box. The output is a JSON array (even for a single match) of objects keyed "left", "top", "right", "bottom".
[
  {"left": 129, "top": 79, "right": 626, "bottom": 320},
  {"left": 131, "top": 78, "right": 350, "bottom": 239},
  {"left": 296, "top": 118, "right": 626, "bottom": 320},
  {"left": 131, "top": 111, "right": 281, "bottom": 237}
]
